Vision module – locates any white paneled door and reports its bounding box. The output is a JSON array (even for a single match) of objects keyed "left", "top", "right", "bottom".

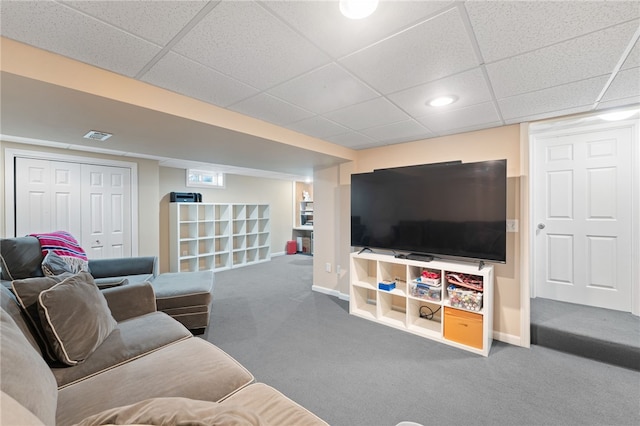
[
  {"left": 81, "top": 165, "right": 131, "bottom": 259},
  {"left": 15, "top": 158, "right": 132, "bottom": 259},
  {"left": 534, "top": 124, "right": 634, "bottom": 311},
  {"left": 15, "top": 158, "right": 82, "bottom": 237}
]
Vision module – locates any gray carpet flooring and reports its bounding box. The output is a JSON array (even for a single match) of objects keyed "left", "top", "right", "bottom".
[{"left": 203, "top": 255, "right": 640, "bottom": 426}]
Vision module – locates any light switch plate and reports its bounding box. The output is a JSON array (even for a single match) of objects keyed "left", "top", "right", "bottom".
[{"left": 507, "top": 219, "right": 519, "bottom": 233}]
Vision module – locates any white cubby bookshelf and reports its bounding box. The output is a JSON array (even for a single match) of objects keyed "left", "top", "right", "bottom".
[
  {"left": 349, "top": 252, "right": 493, "bottom": 356},
  {"left": 170, "top": 203, "right": 270, "bottom": 273}
]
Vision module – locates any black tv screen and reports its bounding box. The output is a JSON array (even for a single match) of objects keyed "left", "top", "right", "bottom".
[{"left": 351, "top": 160, "right": 507, "bottom": 263}]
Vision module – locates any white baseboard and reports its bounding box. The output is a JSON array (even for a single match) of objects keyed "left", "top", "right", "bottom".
[
  {"left": 312, "top": 285, "right": 349, "bottom": 301},
  {"left": 492, "top": 331, "right": 523, "bottom": 347}
]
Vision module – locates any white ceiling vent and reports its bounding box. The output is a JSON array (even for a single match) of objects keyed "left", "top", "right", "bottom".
[{"left": 83, "top": 130, "right": 113, "bottom": 141}]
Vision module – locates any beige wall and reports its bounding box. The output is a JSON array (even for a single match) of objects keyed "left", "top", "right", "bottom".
[
  {"left": 158, "top": 167, "right": 294, "bottom": 273},
  {"left": 0, "top": 141, "right": 160, "bottom": 257},
  {"left": 312, "top": 124, "right": 525, "bottom": 342}
]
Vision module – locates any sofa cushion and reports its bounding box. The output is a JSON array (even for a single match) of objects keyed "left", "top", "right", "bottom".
[
  {"left": 38, "top": 272, "right": 117, "bottom": 365},
  {"left": 41, "top": 250, "right": 73, "bottom": 277},
  {"left": 152, "top": 271, "right": 213, "bottom": 311},
  {"left": 0, "top": 285, "right": 43, "bottom": 357},
  {"left": 0, "top": 307, "right": 58, "bottom": 425},
  {"left": 53, "top": 311, "right": 191, "bottom": 388},
  {"left": 0, "top": 236, "right": 44, "bottom": 280},
  {"left": 220, "top": 383, "right": 329, "bottom": 426},
  {"left": 0, "top": 391, "right": 46, "bottom": 426},
  {"left": 11, "top": 274, "right": 73, "bottom": 360},
  {"left": 57, "top": 338, "right": 255, "bottom": 426},
  {"left": 74, "top": 397, "right": 266, "bottom": 426}
]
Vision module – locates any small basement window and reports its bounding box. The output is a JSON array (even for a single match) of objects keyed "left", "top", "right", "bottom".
[{"left": 186, "top": 169, "right": 225, "bottom": 189}]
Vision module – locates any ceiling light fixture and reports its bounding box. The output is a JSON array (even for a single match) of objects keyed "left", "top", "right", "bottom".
[
  {"left": 83, "top": 130, "right": 113, "bottom": 141},
  {"left": 340, "top": 0, "right": 378, "bottom": 19},
  {"left": 428, "top": 96, "right": 458, "bottom": 107},
  {"left": 598, "top": 109, "right": 638, "bottom": 121}
]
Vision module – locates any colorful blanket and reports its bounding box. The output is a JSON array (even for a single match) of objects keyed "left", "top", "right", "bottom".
[{"left": 30, "top": 231, "right": 89, "bottom": 273}]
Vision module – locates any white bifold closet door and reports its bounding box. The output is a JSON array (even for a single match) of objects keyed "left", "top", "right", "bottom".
[{"left": 15, "top": 157, "right": 132, "bottom": 259}]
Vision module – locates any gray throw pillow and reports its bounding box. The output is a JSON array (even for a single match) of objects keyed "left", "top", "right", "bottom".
[
  {"left": 11, "top": 274, "right": 73, "bottom": 361},
  {"left": 37, "top": 272, "right": 117, "bottom": 366},
  {"left": 41, "top": 250, "right": 73, "bottom": 277}
]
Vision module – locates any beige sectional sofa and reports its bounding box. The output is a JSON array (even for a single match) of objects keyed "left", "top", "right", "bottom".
[{"left": 0, "top": 278, "right": 327, "bottom": 425}]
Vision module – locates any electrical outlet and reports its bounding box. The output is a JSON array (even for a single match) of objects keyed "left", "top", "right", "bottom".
[
  {"left": 325, "top": 262, "right": 332, "bottom": 273},
  {"left": 506, "top": 219, "right": 519, "bottom": 233}
]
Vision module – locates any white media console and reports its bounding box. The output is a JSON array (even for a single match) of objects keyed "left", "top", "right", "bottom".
[{"left": 349, "top": 252, "right": 493, "bottom": 356}]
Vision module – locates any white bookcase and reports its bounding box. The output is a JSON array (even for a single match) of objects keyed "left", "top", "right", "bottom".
[
  {"left": 349, "top": 252, "right": 493, "bottom": 356},
  {"left": 170, "top": 203, "right": 270, "bottom": 273}
]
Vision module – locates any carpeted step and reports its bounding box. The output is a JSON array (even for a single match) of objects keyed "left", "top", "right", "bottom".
[{"left": 530, "top": 298, "right": 640, "bottom": 371}]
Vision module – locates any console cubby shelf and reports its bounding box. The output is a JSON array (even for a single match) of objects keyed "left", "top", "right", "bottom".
[
  {"left": 170, "top": 203, "right": 270, "bottom": 273},
  {"left": 349, "top": 252, "right": 493, "bottom": 356}
]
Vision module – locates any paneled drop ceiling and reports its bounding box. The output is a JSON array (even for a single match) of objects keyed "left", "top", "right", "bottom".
[{"left": 1, "top": 0, "right": 639, "bottom": 178}]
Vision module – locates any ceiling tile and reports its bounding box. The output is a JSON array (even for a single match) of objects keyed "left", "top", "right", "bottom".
[
  {"left": 416, "top": 102, "right": 501, "bottom": 134},
  {"left": 326, "top": 132, "right": 377, "bottom": 150},
  {"left": 171, "top": 1, "right": 330, "bottom": 90},
  {"left": 142, "top": 52, "right": 258, "bottom": 107},
  {"left": 359, "top": 119, "right": 434, "bottom": 144},
  {"left": 324, "top": 97, "right": 410, "bottom": 131},
  {"left": 268, "top": 63, "right": 378, "bottom": 114},
  {"left": 286, "top": 116, "right": 349, "bottom": 139},
  {"left": 466, "top": 1, "right": 640, "bottom": 63},
  {"left": 600, "top": 67, "right": 640, "bottom": 103},
  {"left": 0, "top": 1, "right": 161, "bottom": 77},
  {"left": 263, "top": 0, "right": 454, "bottom": 59},
  {"left": 387, "top": 67, "right": 492, "bottom": 117},
  {"left": 229, "top": 94, "right": 314, "bottom": 126},
  {"left": 487, "top": 21, "right": 640, "bottom": 99},
  {"left": 340, "top": 7, "right": 479, "bottom": 94},
  {"left": 62, "top": 0, "right": 208, "bottom": 45},
  {"left": 498, "top": 76, "right": 609, "bottom": 121}
]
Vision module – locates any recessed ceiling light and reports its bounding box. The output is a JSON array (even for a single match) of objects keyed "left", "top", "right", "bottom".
[
  {"left": 427, "top": 96, "right": 458, "bottom": 107},
  {"left": 340, "top": 0, "right": 378, "bottom": 19},
  {"left": 83, "top": 130, "right": 113, "bottom": 141},
  {"left": 598, "top": 109, "right": 638, "bottom": 121}
]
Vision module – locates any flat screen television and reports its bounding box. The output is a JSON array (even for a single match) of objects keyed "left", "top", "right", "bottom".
[{"left": 351, "top": 159, "right": 507, "bottom": 263}]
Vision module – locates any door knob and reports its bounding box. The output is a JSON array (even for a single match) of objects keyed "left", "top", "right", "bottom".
[{"left": 537, "top": 223, "right": 545, "bottom": 230}]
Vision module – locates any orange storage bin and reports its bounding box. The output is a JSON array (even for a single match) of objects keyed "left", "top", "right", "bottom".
[{"left": 443, "top": 307, "right": 483, "bottom": 349}]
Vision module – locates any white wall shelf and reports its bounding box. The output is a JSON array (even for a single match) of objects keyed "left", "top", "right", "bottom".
[
  {"left": 350, "top": 252, "right": 493, "bottom": 356},
  {"left": 170, "top": 202, "right": 270, "bottom": 273}
]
